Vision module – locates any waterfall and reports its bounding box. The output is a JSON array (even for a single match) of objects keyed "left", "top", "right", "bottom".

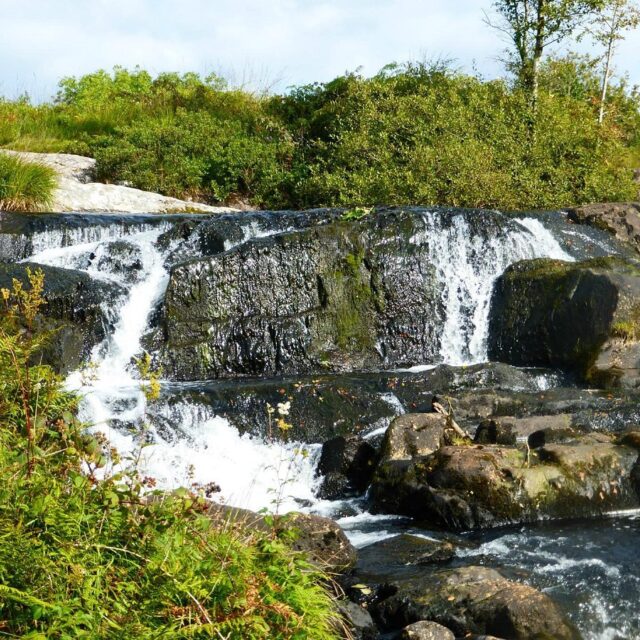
[
  {"left": 412, "top": 213, "right": 573, "bottom": 365},
  {"left": 21, "top": 209, "right": 574, "bottom": 514}
]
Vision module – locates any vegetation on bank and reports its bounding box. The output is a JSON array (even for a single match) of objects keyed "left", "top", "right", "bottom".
[
  {"left": 0, "top": 153, "right": 56, "bottom": 212},
  {"left": 0, "top": 270, "right": 340, "bottom": 639},
  {"left": 0, "top": 53, "right": 638, "bottom": 212}
]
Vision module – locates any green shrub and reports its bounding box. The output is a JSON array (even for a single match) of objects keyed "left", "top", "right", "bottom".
[
  {"left": 1, "top": 61, "right": 639, "bottom": 210},
  {"left": 0, "top": 153, "right": 57, "bottom": 211},
  {"left": 0, "top": 270, "right": 340, "bottom": 639},
  {"left": 94, "top": 110, "right": 292, "bottom": 205}
]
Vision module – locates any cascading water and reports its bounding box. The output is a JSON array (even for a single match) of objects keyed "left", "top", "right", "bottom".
[
  {"left": 20, "top": 208, "right": 638, "bottom": 639},
  {"left": 22, "top": 209, "right": 575, "bottom": 511},
  {"left": 412, "top": 213, "right": 573, "bottom": 365}
]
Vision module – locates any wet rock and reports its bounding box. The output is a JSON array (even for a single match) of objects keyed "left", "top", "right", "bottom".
[
  {"left": 401, "top": 620, "right": 455, "bottom": 640},
  {"left": 489, "top": 257, "right": 640, "bottom": 388},
  {"left": 338, "top": 600, "right": 378, "bottom": 640},
  {"left": 357, "top": 534, "right": 456, "bottom": 569},
  {"left": 94, "top": 240, "right": 144, "bottom": 283},
  {"left": 380, "top": 414, "right": 448, "bottom": 463},
  {"left": 165, "top": 208, "right": 343, "bottom": 265},
  {"left": 372, "top": 566, "right": 579, "bottom": 640},
  {"left": 160, "top": 208, "right": 448, "bottom": 380},
  {"left": 474, "top": 414, "right": 580, "bottom": 449},
  {"left": 474, "top": 419, "right": 517, "bottom": 445},
  {"left": 369, "top": 435, "right": 640, "bottom": 529},
  {"left": 567, "top": 202, "right": 640, "bottom": 255},
  {"left": 0, "top": 262, "right": 122, "bottom": 373},
  {"left": 208, "top": 504, "right": 357, "bottom": 573},
  {"left": 317, "top": 435, "right": 379, "bottom": 499}
]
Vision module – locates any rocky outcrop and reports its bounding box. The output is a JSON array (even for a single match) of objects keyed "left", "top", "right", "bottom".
[
  {"left": 567, "top": 202, "right": 640, "bottom": 255},
  {"left": 369, "top": 433, "right": 640, "bottom": 529},
  {"left": 489, "top": 257, "right": 640, "bottom": 387},
  {"left": 0, "top": 150, "right": 236, "bottom": 214},
  {"left": 160, "top": 209, "right": 447, "bottom": 380},
  {"left": 0, "top": 262, "right": 122, "bottom": 372}
]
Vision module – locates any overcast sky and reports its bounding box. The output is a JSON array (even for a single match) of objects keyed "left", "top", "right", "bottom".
[{"left": 2, "top": 0, "right": 639, "bottom": 100}]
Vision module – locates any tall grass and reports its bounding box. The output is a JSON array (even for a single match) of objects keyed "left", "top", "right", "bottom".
[{"left": 0, "top": 153, "right": 57, "bottom": 211}]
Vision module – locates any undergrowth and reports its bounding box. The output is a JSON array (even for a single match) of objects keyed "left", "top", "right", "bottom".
[
  {"left": 0, "top": 269, "right": 340, "bottom": 639},
  {"left": 0, "top": 153, "right": 56, "bottom": 212}
]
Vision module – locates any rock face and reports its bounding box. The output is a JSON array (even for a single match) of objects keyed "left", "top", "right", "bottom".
[
  {"left": 0, "top": 262, "right": 122, "bottom": 372},
  {"left": 370, "top": 566, "right": 578, "bottom": 639},
  {"left": 489, "top": 257, "right": 640, "bottom": 387},
  {"left": 369, "top": 434, "right": 640, "bottom": 529},
  {"left": 0, "top": 150, "right": 236, "bottom": 214},
  {"left": 160, "top": 209, "right": 444, "bottom": 379},
  {"left": 567, "top": 202, "right": 640, "bottom": 255}
]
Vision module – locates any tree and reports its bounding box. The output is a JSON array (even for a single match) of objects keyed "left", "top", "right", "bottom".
[
  {"left": 487, "top": 0, "right": 606, "bottom": 113},
  {"left": 585, "top": 0, "right": 640, "bottom": 123}
]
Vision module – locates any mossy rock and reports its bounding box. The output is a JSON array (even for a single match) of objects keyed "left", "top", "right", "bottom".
[{"left": 488, "top": 257, "right": 640, "bottom": 388}]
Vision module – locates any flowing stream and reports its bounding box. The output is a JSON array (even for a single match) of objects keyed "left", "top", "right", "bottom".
[{"left": 21, "top": 208, "right": 638, "bottom": 639}]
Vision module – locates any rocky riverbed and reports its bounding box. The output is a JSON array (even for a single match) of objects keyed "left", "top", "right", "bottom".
[{"left": 2, "top": 202, "right": 640, "bottom": 638}]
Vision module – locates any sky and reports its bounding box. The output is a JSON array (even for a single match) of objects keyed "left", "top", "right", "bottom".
[{"left": 1, "top": 0, "right": 639, "bottom": 101}]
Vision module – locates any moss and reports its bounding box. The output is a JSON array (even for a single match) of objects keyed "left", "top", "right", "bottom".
[{"left": 611, "top": 302, "right": 640, "bottom": 341}]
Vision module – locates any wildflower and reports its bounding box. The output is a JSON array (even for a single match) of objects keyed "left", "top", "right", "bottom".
[{"left": 276, "top": 401, "right": 291, "bottom": 417}]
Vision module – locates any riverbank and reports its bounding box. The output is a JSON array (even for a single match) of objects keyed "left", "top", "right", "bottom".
[{"left": 0, "top": 150, "right": 237, "bottom": 214}]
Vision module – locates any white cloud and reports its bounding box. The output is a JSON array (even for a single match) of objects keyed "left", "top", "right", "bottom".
[{"left": 0, "top": 0, "right": 638, "bottom": 100}]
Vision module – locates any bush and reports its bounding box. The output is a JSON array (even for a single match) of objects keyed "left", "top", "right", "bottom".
[
  {"left": 0, "top": 270, "right": 340, "bottom": 639},
  {"left": 1, "top": 61, "right": 639, "bottom": 210},
  {"left": 94, "top": 110, "right": 293, "bottom": 205},
  {"left": 0, "top": 153, "right": 57, "bottom": 212}
]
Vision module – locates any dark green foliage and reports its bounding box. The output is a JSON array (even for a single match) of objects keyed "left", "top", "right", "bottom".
[
  {"left": 0, "top": 272, "right": 340, "bottom": 639},
  {"left": 1, "top": 61, "right": 638, "bottom": 209}
]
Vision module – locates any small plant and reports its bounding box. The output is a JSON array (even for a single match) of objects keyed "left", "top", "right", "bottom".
[
  {"left": 0, "top": 153, "right": 57, "bottom": 212},
  {"left": 341, "top": 206, "right": 372, "bottom": 221}
]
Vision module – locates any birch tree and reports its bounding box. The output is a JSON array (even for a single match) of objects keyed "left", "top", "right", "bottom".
[
  {"left": 487, "top": 0, "right": 606, "bottom": 113},
  {"left": 586, "top": 0, "right": 640, "bottom": 123}
]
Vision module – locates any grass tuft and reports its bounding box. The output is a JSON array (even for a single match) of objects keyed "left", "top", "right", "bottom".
[{"left": 0, "top": 153, "right": 57, "bottom": 212}]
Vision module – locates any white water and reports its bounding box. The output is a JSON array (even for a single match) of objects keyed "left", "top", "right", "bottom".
[
  {"left": 24, "top": 210, "right": 573, "bottom": 515},
  {"left": 412, "top": 213, "right": 572, "bottom": 365}
]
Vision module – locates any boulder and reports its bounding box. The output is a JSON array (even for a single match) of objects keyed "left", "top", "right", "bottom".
[
  {"left": 372, "top": 566, "right": 579, "bottom": 640},
  {"left": 159, "top": 208, "right": 446, "bottom": 380},
  {"left": 379, "top": 414, "right": 448, "bottom": 463},
  {"left": 401, "top": 620, "right": 455, "bottom": 640},
  {"left": 317, "top": 435, "right": 379, "bottom": 499},
  {"left": 488, "top": 257, "right": 640, "bottom": 388},
  {"left": 338, "top": 600, "right": 378, "bottom": 640},
  {"left": 474, "top": 414, "right": 581, "bottom": 448},
  {"left": 357, "top": 534, "right": 456, "bottom": 569},
  {"left": 369, "top": 435, "right": 640, "bottom": 529}
]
